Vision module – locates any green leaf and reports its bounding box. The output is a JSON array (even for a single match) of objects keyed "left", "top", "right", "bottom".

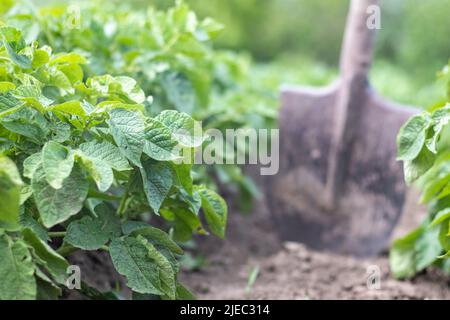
[
  {"left": 0, "top": 92, "right": 22, "bottom": 117},
  {"left": 143, "top": 118, "right": 180, "bottom": 161},
  {"left": 0, "top": 156, "right": 23, "bottom": 224},
  {"left": 79, "top": 140, "right": 131, "bottom": 171},
  {"left": 0, "top": 27, "right": 32, "bottom": 69},
  {"left": 42, "top": 141, "right": 75, "bottom": 189},
  {"left": 23, "top": 152, "right": 42, "bottom": 179},
  {"left": 35, "top": 270, "right": 62, "bottom": 300},
  {"left": 75, "top": 150, "right": 114, "bottom": 192},
  {"left": 50, "top": 52, "right": 87, "bottom": 65},
  {"left": 427, "top": 107, "right": 450, "bottom": 153},
  {"left": 430, "top": 208, "right": 450, "bottom": 228},
  {"left": 397, "top": 114, "right": 430, "bottom": 161},
  {"left": 160, "top": 71, "right": 196, "bottom": 114},
  {"left": 155, "top": 110, "right": 204, "bottom": 147},
  {"left": 390, "top": 228, "right": 421, "bottom": 279},
  {"left": 128, "top": 225, "right": 183, "bottom": 255},
  {"left": 49, "top": 100, "right": 87, "bottom": 118},
  {"left": 22, "top": 228, "right": 69, "bottom": 284},
  {"left": 19, "top": 209, "right": 49, "bottom": 242},
  {"left": 171, "top": 207, "right": 205, "bottom": 242},
  {"left": 414, "top": 225, "right": 442, "bottom": 270},
  {"left": 171, "top": 162, "right": 193, "bottom": 194},
  {"left": 140, "top": 159, "right": 173, "bottom": 213},
  {"left": 439, "top": 220, "right": 450, "bottom": 251},
  {"left": 403, "top": 147, "right": 435, "bottom": 185},
  {"left": 176, "top": 282, "right": 196, "bottom": 300},
  {"left": 108, "top": 108, "right": 145, "bottom": 167},
  {"left": 196, "top": 186, "right": 227, "bottom": 238},
  {"left": 0, "top": 234, "right": 36, "bottom": 299},
  {"left": 65, "top": 203, "right": 121, "bottom": 250},
  {"left": 32, "top": 164, "right": 88, "bottom": 228},
  {"left": 109, "top": 235, "right": 176, "bottom": 298}
]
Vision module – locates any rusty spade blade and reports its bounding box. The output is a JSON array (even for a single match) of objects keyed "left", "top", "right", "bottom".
[{"left": 265, "top": 0, "right": 418, "bottom": 257}]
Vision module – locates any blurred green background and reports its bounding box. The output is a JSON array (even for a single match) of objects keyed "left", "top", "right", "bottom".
[{"left": 40, "top": 0, "right": 450, "bottom": 107}]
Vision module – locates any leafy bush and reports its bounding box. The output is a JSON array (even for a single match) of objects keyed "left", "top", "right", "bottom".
[
  {"left": 3, "top": 0, "right": 273, "bottom": 208},
  {"left": 390, "top": 61, "right": 450, "bottom": 278},
  {"left": 0, "top": 23, "right": 227, "bottom": 299}
]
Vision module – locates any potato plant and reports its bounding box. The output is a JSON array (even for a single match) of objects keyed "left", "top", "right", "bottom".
[
  {"left": 0, "top": 24, "right": 227, "bottom": 299},
  {"left": 3, "top": 0, "right": 273, "bottom": 207},
  {"left": 391, "top": 61, "right": 450, "bottom": 278}
]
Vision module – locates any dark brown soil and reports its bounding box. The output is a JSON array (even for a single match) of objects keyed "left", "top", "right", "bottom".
[
  {"left": 180, "top": 191, "right": 450, "bottom": 300},
  {"left": 65, "top": 181, "right": 450, "bottom": 300}
]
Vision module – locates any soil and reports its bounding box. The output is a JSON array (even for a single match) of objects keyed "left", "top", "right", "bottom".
[
  {"left": 67, "top": 180, "right": 450, "bottom": 300},
  {"left": 180, "top": 191, "right": 450, "bottom": 300}
]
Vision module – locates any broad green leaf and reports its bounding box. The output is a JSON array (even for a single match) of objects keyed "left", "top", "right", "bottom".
[
  {"left": 108, "top": 108, "right": 145, "bottom": 167},
  {"left": 32, "top": 48, "right": 50, "bottom": 68},
  {"left": 49, "top": 70, "right": 73, "bottom": 95},
  {"left": 36, "top": 269, "right": 62, "bottom": 300},
  {"left": 403, "top": 147, "right": 435, "bottom": 185},
  {"left": 109, "top": 235, "right": 176, "bottom": 298},
  {"left": 439, "top": 220, "right": 450, "bottom": 251},
  {"left": 397, "top": 114, "right": 430, "bottom": 161},
  {"left": 160, "top": 71, "right": 195, "bottom": 114},
  {"left": 0, "top": 27, "right": 32, "bottom": 69},
  {"left": 140, "top": 160, "right": 173, "bottom": 213},
  {"left": 75, "top": 150, "right": 114, "bottom": 192},
  {"left": 32, "top": 164, "right": 88, "bottom": 228},
  {"left": 22, "top": 228, "right": 69, "bottom": 284},
  {"left": 0, "top": 234, "right": 36, "bottom": 299},
  {"left": 427, "top": 107, "right": 450, "bottom": 153},
  {"left": 35, "top": 270, "right": 62, "bottom": 300},
  {"left": 390, "top": 228, "right": 421, "bottom": 279},
  {"left": 79, "top": 140, "right": 131, "bottom": 171},
  {"left": 171, "top": 207, "right": 205, "bottom": 242},
  {"left": 20, "top": 184, "right": 32, "bottom": 205},
  {"left": 414, "top": 225, "right": 442, "bottom": 271},
  {"left": 128, "top": 225, "right": 183, "bottom": 255},
  {"left": 121, "top": 221, "right": 149, "bottom": 235},
  {"left": 0, "top": 156, "right": 23, "bottom": 224},
  {"left": 114, "top": 76, "right": 146, "bottom": 104},
  {"left": 19, "top": 209, "right": 49, "bottom": 242},
  {"left": 88, "top": 75, "right": 145, "bottom": 104},
  {"left": 59, "top": 63, "right": 84, "bottom": 85},
  {"left": 176, "top": 282, "right": 196, "bottom": 300},
  {"left": 0, "top": 82, "right": 16, "bottom": 92},
  {"left": 171, "top": 162, "right": 193, "bottom": 194},
  {"left": 49, "top": 100, "right": 87, "bottom": 118},
  {"left": 155, "top": 110, "right": 204, "bottom": 147},
  {"left": 0, "top": 92, "right": 22, "bottom": 117},
  {"left": 42, "top": 141, "right": 75, "bottom": 189},
  {"left": 50, "top": 52, "right": 87, "bottom": 65},
  {"left": 196, "top": 186, "right": 227, "bottom": 238},
  {"left": 143, "top": 118, "right": 180, "bottom": 161},
  {"left": 65, "top": 203, "right": 121, "bottom": 250},
  {"left": 430, "top": 208, "right": 450, "bottom": 228},
  {"left": 23, "top": 152, "right": 42, "bottom": 179}
]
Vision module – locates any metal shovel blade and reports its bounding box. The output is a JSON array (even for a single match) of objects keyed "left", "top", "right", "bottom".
[
  {"left": 264, "top": 0, "right": 418, "bottom": 257},
  {"left": 266, "top": 84, "right": 416, "bottom": 257}
]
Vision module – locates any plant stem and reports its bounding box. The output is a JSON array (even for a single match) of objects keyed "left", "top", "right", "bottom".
[
  {"left": 57, "top": 245, "right": 78, "bottom": 257},
  {"left": 48, "top": 231, "right": 66, "bottom": 238},
  {"left": 117, "top": 179, "right": 132, "bottom": 217}
]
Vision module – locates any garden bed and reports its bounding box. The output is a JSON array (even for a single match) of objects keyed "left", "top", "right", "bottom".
[{"left": 181, "top": 195, "right": 450, "bottom": 300}]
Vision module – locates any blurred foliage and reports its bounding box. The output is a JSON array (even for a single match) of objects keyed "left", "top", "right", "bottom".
[{"left": 37, "top": 0, "right": 450, "bottom": 108}]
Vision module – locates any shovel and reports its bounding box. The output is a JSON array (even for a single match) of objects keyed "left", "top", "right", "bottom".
[{"left": 265, "top": 0, "right": 418, "bottom": 257}]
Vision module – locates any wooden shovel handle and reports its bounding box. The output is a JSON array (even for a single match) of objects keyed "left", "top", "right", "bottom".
[
  {"left": 339, "top": 0, "right": 378, "bottom": 80},
  {"left": 324, "top": 0, "right": 379, "bottom": 210}
]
